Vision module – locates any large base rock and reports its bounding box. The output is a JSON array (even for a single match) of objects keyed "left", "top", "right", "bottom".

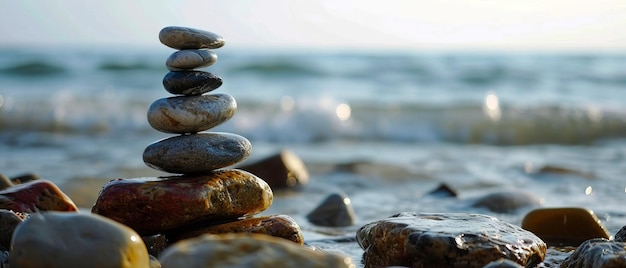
[
  {"left": 357, "top": 212, "right": 546, "bottom": 268},
  {"left": 560, "top": 238, "right": 626, "bottom": 267},
  {"left": 92, "top": 169, "right": 273, "bottom": 235}
]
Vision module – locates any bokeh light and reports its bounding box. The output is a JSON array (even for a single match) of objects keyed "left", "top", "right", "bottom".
[{"left": 336, "top": 103, "right": 351, "bottom": 121}]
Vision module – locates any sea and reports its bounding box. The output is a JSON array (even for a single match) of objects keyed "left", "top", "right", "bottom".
[{"left": 2, "top": 46, "right": 626, "bottom": 264}]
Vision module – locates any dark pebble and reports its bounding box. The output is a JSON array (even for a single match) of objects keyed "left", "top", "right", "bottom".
[
  {"left": 306, "top": 192, "right": 356, "bottom": 227},
  {"left": 162, "top": 71, "right": 223, "bottom": 96}
]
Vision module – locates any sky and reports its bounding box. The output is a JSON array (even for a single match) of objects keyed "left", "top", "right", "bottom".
[{"left": 1, "top": 0, "right": 626, "bottom": 51}]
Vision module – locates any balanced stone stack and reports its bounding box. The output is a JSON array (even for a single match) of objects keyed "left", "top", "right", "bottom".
[{"left": 92, "top": 26, "right": 303, "bottom": 246}]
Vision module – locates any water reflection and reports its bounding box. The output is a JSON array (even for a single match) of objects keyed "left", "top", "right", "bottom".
[{"left": 483, "top": 92, "right": 501, "bottom": 121}]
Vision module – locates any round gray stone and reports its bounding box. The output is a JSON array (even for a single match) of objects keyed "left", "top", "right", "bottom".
[
  {"left": 166, "top": 49, "right": 218, "bottom": 71},
  {"left": 143, "top": 132, "right": 252, "bottom": 174},
  {"left": 147, "top": 93, "right": 236, "bottom": 134},
  {"left": 162, "top": 71, "right": 223, "bottom": 96},
  {"left": 159, "top": 26, "right": 225, "bottom": 49}
]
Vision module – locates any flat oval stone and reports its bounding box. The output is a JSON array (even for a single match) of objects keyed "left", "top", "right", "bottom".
[
  {"left": 166, "top": 49, "right": 217, "bottom": 71},
  {"left": 10, "top": 212, "right": 150, "bottom": 268},
  {"left": 560, "top": 238, "right": 626, "bottom": 267},
  {"left": 166, "top": 214, "right": 304, "bottom": 245},
  {"left": 357, "top": 212, "right": 546, "bottom": 267},
  {"left": 143, "top": 132, "right": 251, "bottom": 174},
  {"left": 159, "top": 233, "right": 355, "bottom": 268},
  {"left": 147, "top": 94, "right": 236, "bottom": 134},
  {"left": 521, "top": 207, "right": 610, "bottom": 246},
  {"left": 0, "top": 179, "right": 78, "bottom": 213},
  {"left": 91, "top": 169, "right": 273, "bottom": 235},
  {"left": 159, "top": 26, "right": 225, "bottom": 49},
  {"left": 162, "top": 71, "right": 223, "bottom": 96}
]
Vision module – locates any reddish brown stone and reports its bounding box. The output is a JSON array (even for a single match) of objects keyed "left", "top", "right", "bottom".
[
  {"left": 166, "top": 214, "right": 304, "bottom": 245},
  {"left": 239, "top": 149, "right": 309, "bottom": 189},
  {"left": 91, "top": 169, "right": 273, "bottom": 235},
  {"left": 0, "top": 180, "right": 78, "bottom": 213},
  {"left": 521, "top": 207, "right": 610, "bottom": 246}
]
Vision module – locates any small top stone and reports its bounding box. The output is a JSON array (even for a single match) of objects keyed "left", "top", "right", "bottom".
[{"left": 159, "top": 26, "right": 225, "bottom": 50}]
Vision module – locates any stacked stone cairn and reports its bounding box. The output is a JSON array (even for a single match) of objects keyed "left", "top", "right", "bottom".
[{"left": 91, "top": 26, "right": 304, "bottom": 251}]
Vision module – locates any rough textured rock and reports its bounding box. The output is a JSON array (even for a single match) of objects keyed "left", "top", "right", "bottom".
[
  {"left": 357, "top": 212, "right": 546, "bottom": 268},
  {"left": 560, "top": 238, "right": 626, "bottom": 268},
  {"left": 147, "top": 94, "right": 236, "bottom": 134},
  {"left": 0, "top": 179, "right": 78, "bottom": 213},
  {"left": 472, "top": 191, "right": 542, "bottom": 213},
  {"left": 143, "top": 132, "right": 251, "bottom": 174},
  {"left": 521, "top": 207, "right": 610, "bottom": 246},
  {"left": 239, "top": 149, "right": 309, "bottom": 189},
  {"left": 159, "top": 233, "right": 355, "bottom": 268},
  {"left": 166, "top": 49, "right": 218, "bottom": 71},
  {"left": 614, "top": 225, "right": 626, "bottom": 242},
  {"left": 167, "top": 214, "right": 304, "bottom": 245},
  {"left": 92, "top": 169, "right": 273, "bottom": 235},
  {"left": 482, "top": 258, "right": 523, "bottom": 268},
  {"left": 163, "top": 71, "right": 223, "bottom": 96},
  {"left": 306, "top": 192, "right": 356, "bottom": 227},
  {"left": 0, "top": 209, "right": 25, "bottom": 250},
  {"left": 10, "top": 212, "right": 150, "bottom": 268},
  {"left": 159, "top": 26, "right": 225, "bottom": 50}
]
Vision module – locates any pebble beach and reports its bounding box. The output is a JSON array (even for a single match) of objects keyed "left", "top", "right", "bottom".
[{"left": 2, "top": 26, "right": 626, "bottom": 267}]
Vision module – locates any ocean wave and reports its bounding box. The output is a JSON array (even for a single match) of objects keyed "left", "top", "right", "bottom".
[
  {"left": 2, "top": 94, "right": 625, "bottom": 146},
  {"left": 0, "top": 61, "right": 68, "bottom": 76}
]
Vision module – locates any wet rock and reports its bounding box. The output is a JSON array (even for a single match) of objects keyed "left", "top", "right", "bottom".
[
  {"left": 147, "top": 94, "right": 236, "bottom": 134},
  {"left": 614, "top": 225, "right": 626, "bottom": 242},
  {"left": 426, "top": 183, "right": 458, "bottom": 198},
  {"left": 167, "top": 214, "right": 304, "bottom": 245},
  {"left": 306, "top": 192, "right": 356, "bottom": 227},
  {"left": 142, "top": 235, "right": 168, "bottom": 258},
  {"left": 92, "top": 169, "right": 273, "bottom": 235},
  {"left": 482, "top": 258, "right": 523, "bottom": 268},
  {"left": 0, "top": 209, "right": 25, "bottom": 250},
  {"left": 521, "top": 207, "right": 610, "bottom": 246},
  {"left": 143, "top": 132, "right": 251, "bottom": 174},
  {"left": 166, "top": 49, "right": 218, "bottom": 71},
  {"left": 357, "top": 212, "right": 546, "bottom": 268},
  {"left": 472, "top": 191, "right": 542, "bottom": 213},
  {"left": 159, "top": 26, "right": 225, "bottom": 50},
  {"left": 560, "top": 238, "right": 626, "bottom": 267},
  {"left": 0, "top": 179, "right": 78, "bottom": 213},
  {"left": 162, "top": 71, "right": 223, "bottom": 96},
  {"left": 159, "top": 233, "right": 355, "bottom": 268},
  {"left": 239, "top": 149, "right": 309, "bottom": 189},
  {"left": 9, "top": 173, "right": 40, "bottom": 184},
  {"left": 0, "top": 175, "right": 12, "bottom": 191},
  {"left": 10, "top": 212, "right": 150, "bottom": 268}
]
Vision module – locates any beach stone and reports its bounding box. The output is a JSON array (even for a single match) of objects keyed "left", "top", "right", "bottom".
[
  {"left": 159, "top": 26, "right": 225, "bottom": 50},
  {"left": 0, "top": 175, "right": 12, "bottom": 190},
  {"left": 166, "top": 214, "right": 304, "bottom": 245},
  {"left": 521, "top": 207, "right": 610, "bottom": 246},
  {"left": 560, "top": 238, "right": 626, "bottom": 267},
  {"left": 163, "top": 71, "right": 223, "bottom": 96},
  {"left": 166, "top": 49, "right": 218, "bottom": 71},
  {"left": 0, "top": 179, "right": 78, "bottom": 213},
  {"left": 306, "top": 192, "right": 356, "bottom": 227},
  {"left": 147, "top": 93, "right": 236, "bottom": 134},
  {"left": 143, "top": 132, "right": 251, "bottom": 174},
  {"left": 92, "top": 169, "right": 273, "bottom": 235},
  {"left": 239, "top": 149, "right": 309, "bottom": 189},
  {"left": 614, "top": 225, "right": 626, "bottom": 242},
  {"left": 159, "top": 233, "right": 355, "bottom": 268},
  {"left": 426, "top": 183, "right": 458, "bottom": 198},
  {"left": 482, "top": 258, "right": 523, "bottom": 268},
  {"left": 10, "top": 212, "right": 150, "bottom": 268},
  {"left": 472, "top": 191, "right": 542, "bottom": 213},
  {"left": 9, "top": 172, "right": 40, "bottom": 184},
  {"left": 357, "top": 212, "right": 546, "bottom": 268},
  {"left": 0, "top": 209, "right": 25, "bottom": 250}
]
